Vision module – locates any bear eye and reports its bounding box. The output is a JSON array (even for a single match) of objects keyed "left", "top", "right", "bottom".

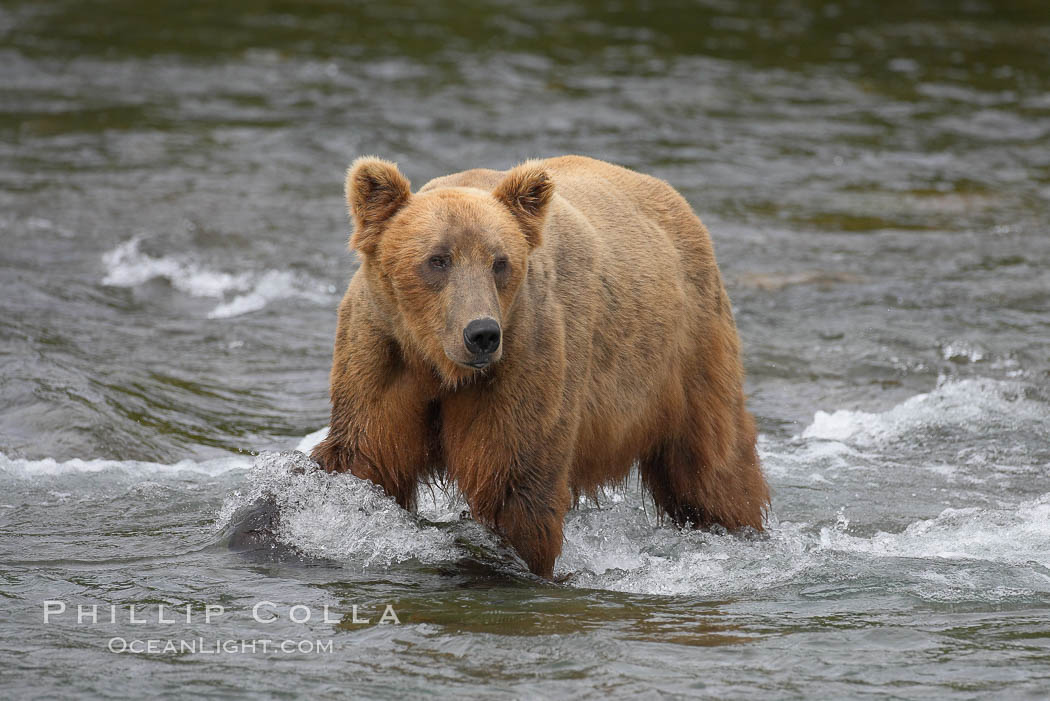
[
  {"left": 428, "top": 255, "right": 450, "bottom": 270},
  {"left": 493, "top": 259, "right": 508, "bottom": 275}
]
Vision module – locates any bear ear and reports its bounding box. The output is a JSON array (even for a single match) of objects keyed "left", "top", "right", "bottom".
[
  {"left": 492, "top": 162, "right": 554, "bottom": 250},
  {"left": 345, "top": 157, "right": 412, "bottom": 256}
]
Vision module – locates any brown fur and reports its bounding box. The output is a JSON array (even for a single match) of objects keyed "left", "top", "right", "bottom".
[{"left": 312, "top": 155, "right": 770, "bottom": 578}]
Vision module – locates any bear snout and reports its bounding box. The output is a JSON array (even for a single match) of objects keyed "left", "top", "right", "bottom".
[{"left": 462, "top": 317, "right": 501, "bottom": 364}]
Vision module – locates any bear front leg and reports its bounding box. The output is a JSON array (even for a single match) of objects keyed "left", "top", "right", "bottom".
[
  {"left": 440, "top": 332, "right": 576, "bottom": 578},
  {"left": 445, "top": 420, "right": 573, "bottom": 578},
  {"left": 311, "top": 373, "right": 435, "bottom": 512},
  {"left": 491, "top": 476, "right": 571, "bottom": 578},
  {"left": 311, "top": 422, "right": 426, "bottom": 511}
]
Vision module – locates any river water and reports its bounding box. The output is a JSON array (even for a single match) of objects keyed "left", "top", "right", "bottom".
[{"left": 2, "top": 1, "right": 1049, "bottom": 697}]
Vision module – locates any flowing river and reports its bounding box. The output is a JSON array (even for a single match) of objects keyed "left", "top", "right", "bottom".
[{"left": 2, "top": 1, "right": 1049, "bottom": 697}]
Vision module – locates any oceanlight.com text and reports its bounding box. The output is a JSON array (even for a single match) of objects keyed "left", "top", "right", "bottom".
[{"left": 108, "top": 638, "right": 336, "bottom": 655}]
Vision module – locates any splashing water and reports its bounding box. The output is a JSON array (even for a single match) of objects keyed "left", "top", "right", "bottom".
[
  {"left": 101, "top": 238, "right": 332, "bottom": 319},
  {"left": 212, "top": 379, "right": 1050, "bottom": 605}
]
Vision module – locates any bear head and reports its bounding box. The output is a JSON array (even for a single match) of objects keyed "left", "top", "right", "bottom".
[{"left": 343, "top": 157, "right": 554, "bottom": 385}]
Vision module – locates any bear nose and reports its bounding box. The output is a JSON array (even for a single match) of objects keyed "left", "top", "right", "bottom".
[{"left": 463, "top": 318, "right": 501, "bottom": 355}]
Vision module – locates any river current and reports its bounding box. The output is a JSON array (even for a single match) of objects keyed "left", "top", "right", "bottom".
[{"left": 2, "top": 1, "right": 1049, "bottom": 697}]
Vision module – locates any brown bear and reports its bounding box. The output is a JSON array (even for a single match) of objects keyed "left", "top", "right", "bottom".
[{"left": 312, "top": 155, "right": 769, "bottom": 578}]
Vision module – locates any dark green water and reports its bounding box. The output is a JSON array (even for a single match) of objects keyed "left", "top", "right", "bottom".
[{"left": 2, "top": 1, "right": 1049, "bottom": 698}]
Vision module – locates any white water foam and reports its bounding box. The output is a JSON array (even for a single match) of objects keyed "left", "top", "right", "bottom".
[
  {"left": 558, "top": 492, "right": 1050, "bottom": 597},
  {"left": 260, "top": 379, "right": 1050, "bottom": 598},
  {"left": 101, "top": 238, "right": 332, "bottom": 318},
  {"left": 218, "top": 451, "right": 459, "bottom": 566},
  {"left": 295, "top": 427, "right": 329, "bottom": 455},
  {"left": 801, "top": 377, "right": 1046, "bottom": 447},
  {"left": 221, "top": 447, "right": 1050, "bottom": 598},
  {"left": 0, "top": 452, "right": 250, "bottom": 479},
  {"left": 941, "top": 341, "right": 986, "bottom": 364},
  {"left": 102, "top": 238, "right": 250, "bottom": 297},
  {"left": 817, "top": 495, "right": 1050, "bottom": 568},
  {"left": 10, "top": 376, "right": 1045, "bottom": 600},
  {"left": 560, "top": 508, "right": 814, "bottom": 596}
]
